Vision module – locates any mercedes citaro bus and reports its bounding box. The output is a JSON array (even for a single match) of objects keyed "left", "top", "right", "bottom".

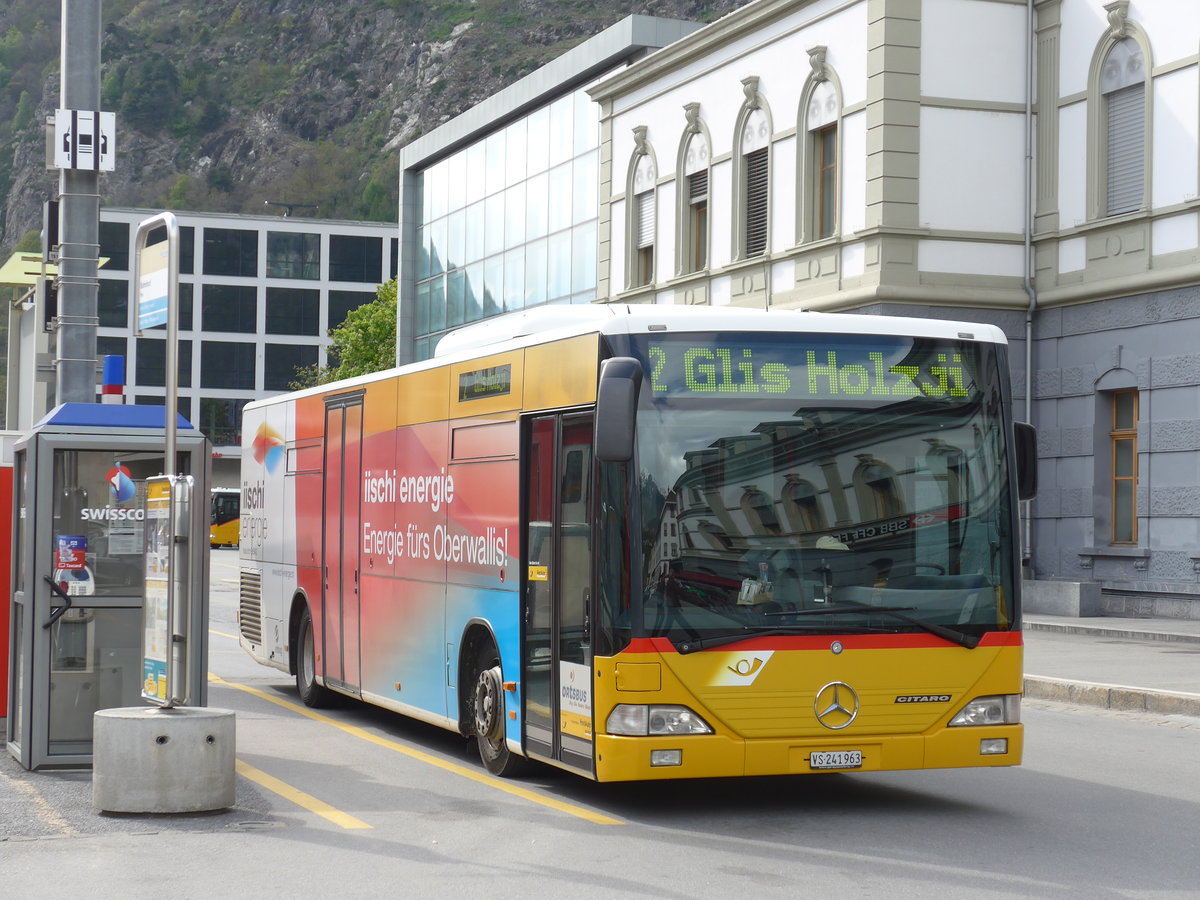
[{"left": 237, "top": 305, "right": 1036, "bottom": 781}]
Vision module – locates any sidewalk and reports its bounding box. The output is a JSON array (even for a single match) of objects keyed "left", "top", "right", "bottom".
[{"left": 1023, "top": 613, "right": 1200, "bottom": 717}]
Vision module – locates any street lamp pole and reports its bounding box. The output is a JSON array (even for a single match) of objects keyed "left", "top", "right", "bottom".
[{"left": 55, "top": 0, "right": 102, "bottom": 405}]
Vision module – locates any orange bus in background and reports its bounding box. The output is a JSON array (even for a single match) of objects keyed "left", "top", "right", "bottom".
[{"left": 210, "top": 488, "right": 240, "bottom": 548}]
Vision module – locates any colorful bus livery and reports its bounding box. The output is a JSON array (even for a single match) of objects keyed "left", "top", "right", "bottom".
[{"left": 238, "top": 305, "right": 1036, "bottom": 781}]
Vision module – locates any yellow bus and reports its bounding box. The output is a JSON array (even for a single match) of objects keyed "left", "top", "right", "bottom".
[
  {"left": 238, "top": 305, "right": 1036, "bottom": 781},
  {"left": 210, "top": 487, "right": 240, "bottom": 548}
]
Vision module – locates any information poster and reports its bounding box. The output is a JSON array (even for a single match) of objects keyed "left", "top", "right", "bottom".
[
  {"left": 137, "top": 240, "right": 169, "bottom": 331},
  {"left": 559, "top": 661, "right": 593, "bottom": 741},
  {"left": 55, "top": 534, "right": 87, "bottom": 569},
  {"left": 53, "top": 533, "right": 95, "bottom": 596},
  {"left": 142, "top": 478, "right": 172, "bottom": 704}
]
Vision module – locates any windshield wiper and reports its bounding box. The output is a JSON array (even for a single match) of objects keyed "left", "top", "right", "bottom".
[
  {"left": 764, "top": 600, "right": 980, "bottom": 649},
  {"left": 670, "top": 602, "right": 981, "bottom": 654},
  {"left": 674, "top": 625, "right": 847, "bottom": 654}
]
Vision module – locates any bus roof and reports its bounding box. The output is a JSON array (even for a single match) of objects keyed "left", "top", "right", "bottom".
[
  {"left": 435, "top": 304, "right": 1008, "bottom": 355},
  {"left": 246, "top": 305, "right": 1008, "bottom": 412}
]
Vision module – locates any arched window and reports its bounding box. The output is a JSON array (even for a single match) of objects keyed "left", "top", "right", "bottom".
[
  {"left": 626, "top": 127, "right": 657, "bottom": 289},
  {"left": 1087, "top": 6, "right": 1151, "bottom": 219},
  {"left": 782, "top": 475, "right": 825, "bottom": 533},
  {"left": 853, "top": 455, "right": 902, "bottom": 520},
  {"left": 1108, "top": 388, "right": 1139, "bottom": 543},
  {"left": 677, "top": 104, "right": 711, "bottom": 275},
  {"left": 1101, "top": 38, "right": 1145, "bottom": 215},
  {"left": 1093, "top": 365, "right": 1139, "bottom": 547},
  {"left": 697, "top": 519, "right": 733, "bottom": 551},
  {"left": 733, "top": 77, "right": 772, "bottom": 260},
  {"left": 740, "top": 486, "right": 780, "bottom": 535},
  {"left": 924, "top": 439, "right": 969, "bottom": 511},
  {"left": 798, "top": 49, "right": 843, "bottom": 243}
]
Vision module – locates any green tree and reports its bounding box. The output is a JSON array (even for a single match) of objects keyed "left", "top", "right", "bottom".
[
  {"left": 290, "top": 279, "right": 397, "bottom": 388},
  {"left": 121, "top": 54, "right": 181, "bottom": 131},
  {"left": 164, "top": 174, "right": 197, "bottom": 210},
  {"left": 13, "top": 229, "right": 41, "bottom": 252},
  {"left": 357, "top": 176, "right": 396, "bottom": 222},
  {"left": 13, "top": 91, "right": 33, "bottom": 131}
]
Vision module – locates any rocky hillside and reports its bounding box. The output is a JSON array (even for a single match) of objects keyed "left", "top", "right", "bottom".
[{"left": 0, "top": 0, "right": 748, "bottom": 254}]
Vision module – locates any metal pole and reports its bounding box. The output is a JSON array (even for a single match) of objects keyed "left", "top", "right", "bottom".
[{"left": 56, "top": 0, "right": 102, "bottom": 404}]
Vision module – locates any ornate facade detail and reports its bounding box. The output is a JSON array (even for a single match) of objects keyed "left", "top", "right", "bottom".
[
  {"left": 741, "top": 76, "right": 761, "bottom": 110},
  {"left": 1104, "top": 0, "right": 1129, "bottom": 39},
  {"left": 632, "top": 124, "right": 649, "bottom": 156},
  {"left": 683, "top": 102, "right": 701, "bottom": 135},
  {"left": 807, "top": 45, "right": 828, "bottom": 83}
]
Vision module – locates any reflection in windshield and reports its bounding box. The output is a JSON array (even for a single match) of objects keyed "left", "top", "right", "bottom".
[{"left": 631, "top": 334, "right": 1014, "bottom": 641}]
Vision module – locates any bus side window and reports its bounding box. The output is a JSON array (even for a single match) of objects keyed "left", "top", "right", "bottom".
[{"left": 214, "top": 494, "right": 239, "bottom": 525}]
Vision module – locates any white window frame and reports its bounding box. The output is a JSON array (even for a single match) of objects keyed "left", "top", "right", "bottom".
[
  {"left": 797, "top": 63, "right": 844, "bottom": 244},
  {"left": 1086, "top": 10, "right": 1152, "bottom": 221},
  {"left": 625, "top": 130, "right": 658, "bottom": 291},
  {"left": 732, "top": 77, "right": 773, "bottom": 262},
  {"left": 676, "top": 121, "right": 711, "bottom": 276}
]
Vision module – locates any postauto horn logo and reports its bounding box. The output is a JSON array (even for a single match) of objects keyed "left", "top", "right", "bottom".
[
  {"left": 107, "top": 463, "right": 136, "bottom": 503},
  {"left": 252, "top": 423, "right": 285, "bottom": 474}
]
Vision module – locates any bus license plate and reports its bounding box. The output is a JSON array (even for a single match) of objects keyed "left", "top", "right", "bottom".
[{"left": 810, "top": 750, "right": 862, "bottom": 770}]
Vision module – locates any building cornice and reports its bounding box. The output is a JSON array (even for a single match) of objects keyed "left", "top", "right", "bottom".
[{"left": 588, "top": 0, "right": 843, "bottom": 103}]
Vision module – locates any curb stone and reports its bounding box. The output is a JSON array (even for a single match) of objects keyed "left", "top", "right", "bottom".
[{"left": 1024, "top": 675, "right": 1200, "bottom": 718}]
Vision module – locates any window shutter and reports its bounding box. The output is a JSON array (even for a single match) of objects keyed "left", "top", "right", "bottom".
[
  {"left": 1106, "top": 83, "right": 1144, "bottom": 216},
  {"left": 744, "top": 148, "right": 769, "bottom": 256},
  {"left": 688, "top": 170, "right": 708, "bottom": 205},
  {"left": 636, "top": 191, "right": 654, "bottom": 249}
]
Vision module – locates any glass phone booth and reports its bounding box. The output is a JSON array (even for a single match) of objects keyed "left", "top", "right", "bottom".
[{"left": 6, "top": 404, "right": 210, "bottom": 770}]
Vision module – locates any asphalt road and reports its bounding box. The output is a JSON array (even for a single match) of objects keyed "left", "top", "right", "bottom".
[{"left": 2, "top": 549, "right": 1197, "bottom": 898}]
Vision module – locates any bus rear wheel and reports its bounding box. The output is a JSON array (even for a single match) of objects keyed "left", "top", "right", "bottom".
[
  {"left": 471, "top": 649, "right": 528, "bottom": 777},
  {"left": 296, "top": 606, "right": 334, "bottom": 708}
]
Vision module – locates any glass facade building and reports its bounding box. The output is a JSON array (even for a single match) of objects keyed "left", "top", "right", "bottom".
[
  {"left": 412, "top": 87, "right": 599, "bottom": 360},
  {"left": 397, "top": 15, "right": 704, "bottom": 364}
]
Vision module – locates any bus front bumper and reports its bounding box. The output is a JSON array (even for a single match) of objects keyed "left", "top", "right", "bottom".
[{"left": 592, "top": 724, "right": 1022, "bottom": 782}]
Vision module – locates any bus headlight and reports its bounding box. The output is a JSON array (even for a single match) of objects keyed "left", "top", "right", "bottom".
[
  {"left": 606, "top": 704, "right": 713, "bottom": 736},
  {"left": 949, "top": 695, "right": 1021, "bottom": 726}
]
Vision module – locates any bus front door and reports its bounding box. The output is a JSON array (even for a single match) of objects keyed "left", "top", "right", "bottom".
[
  {"left": 322, "top": 393, "right": 364, "bottom": 696},
  {"left": 523, "top": 413, "right": 594, "bottom": 776}
]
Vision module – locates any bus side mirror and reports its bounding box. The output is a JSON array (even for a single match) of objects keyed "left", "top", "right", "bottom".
[
  {"left": 1014, "top": 421, "right": 1037, "bottom": 501},
  {"left": 594, "top": 357, "right": 643, "bottom": 463}
]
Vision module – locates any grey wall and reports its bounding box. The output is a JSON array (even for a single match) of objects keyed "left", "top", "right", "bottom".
[{"left": 1029, "top": 285, "right": 1200, "bottom": 606}]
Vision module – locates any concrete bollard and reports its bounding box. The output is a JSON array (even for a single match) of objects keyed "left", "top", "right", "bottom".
[{"left": 93, "top": 707, "right": 236, "bottom": 813}]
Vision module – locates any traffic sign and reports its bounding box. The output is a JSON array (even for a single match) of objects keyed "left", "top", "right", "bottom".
[{"left": 53, "top": 109, "right": 115, "bottom": 171}]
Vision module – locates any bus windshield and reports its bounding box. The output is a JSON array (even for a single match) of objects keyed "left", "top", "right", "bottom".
[{"left": 628, "top": 332, "right": 1015, "bottom": 645}]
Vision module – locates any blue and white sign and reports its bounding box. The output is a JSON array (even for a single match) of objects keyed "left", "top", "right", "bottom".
[{"left": 137, "top": 241, "right": 169, "bottom": 330}]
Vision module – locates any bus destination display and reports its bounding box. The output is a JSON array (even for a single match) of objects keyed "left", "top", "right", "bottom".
[{"left": 643, "top": 337, "right": 980, "bottom": 402}]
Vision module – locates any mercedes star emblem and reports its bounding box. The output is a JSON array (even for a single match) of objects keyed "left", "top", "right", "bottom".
[{"left": 814, "top": 681, "right": 859, "bottom": 730}]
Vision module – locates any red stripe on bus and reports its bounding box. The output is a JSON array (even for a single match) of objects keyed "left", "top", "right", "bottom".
[{"left": 622, "top": 631, "right": 1021, "bottom": 655}]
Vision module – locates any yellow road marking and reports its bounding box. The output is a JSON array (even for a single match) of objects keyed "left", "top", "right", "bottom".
[
  {"left": 234, "top": 759, "right": 372, "bottom": 830},
  {"left": 210, "top": 673, "right": 623, "bottom": 826},
  {"left": 210, "top": 628, "right": 240, "bottom": 641},
  {"left": 4, "top": 772, "right": 79, "bottom": 835}
]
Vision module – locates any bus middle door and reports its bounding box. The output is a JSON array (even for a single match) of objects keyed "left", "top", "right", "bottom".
[
  {"left": 322, "top": 392, "right": 364, "bottom": 696},
  {"left": 523, "top": 412, "right": 594, "bottom": 775}
]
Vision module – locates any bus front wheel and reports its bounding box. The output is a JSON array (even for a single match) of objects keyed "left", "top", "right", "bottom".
[
  {"left": 296, "top": 606, "right": 335, "bottom": 708},
  {"left": 470, "top": 649, "right": 527, "bottom": 777}
]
